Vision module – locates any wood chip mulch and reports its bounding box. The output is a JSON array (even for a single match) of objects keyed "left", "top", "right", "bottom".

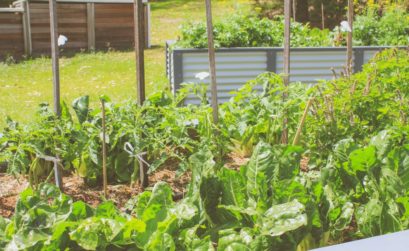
[{"left": 0, "top": 169, "right": 191, "bottom": 218}]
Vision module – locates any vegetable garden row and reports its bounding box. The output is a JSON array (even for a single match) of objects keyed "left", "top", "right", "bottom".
[
  {"left": 175, "top": 8, "right": 409, "bottom": 48},
  {"left": 0, "top": 48, "right": 408, "bottom": 250},
  {"left": 166, "top": 8, "right": 408, "bottom": 104}
]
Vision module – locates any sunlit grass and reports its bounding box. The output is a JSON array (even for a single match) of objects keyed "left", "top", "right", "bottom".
[{"left": 0, "top": 0, "right": 251, "bottom": 127}]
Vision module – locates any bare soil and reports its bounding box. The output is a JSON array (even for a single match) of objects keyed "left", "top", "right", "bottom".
[
  {"left": 1, "top": 153, "right": 302, "bottom": 218},
  {"left": 0, "top": 169, "right": 191, "bottom": 218}
]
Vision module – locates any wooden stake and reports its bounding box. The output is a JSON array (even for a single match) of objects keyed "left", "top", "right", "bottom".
[
  {"left": 205, "top": 0, "right": 219, "bottom": 124},
  {"left": 347, "top": 0, "right": 353, "bottom": 75},
  {"left": 134, "top": 0, "right": 145, "bottom": 104},
  {"left": 22, "top": 0, "right": 32, "bottom": 56},
  {"left": 321, "top": 1, "right": 325, "bottom": 29},
  {"left": 49, "top": 0, "right": 62, "bottom": 189},
  {"left": 134, "top": 0, "right": 148, "bottom": 189},
  {"left": 101, "top": 100, "right": 108, "bottom": 197},
  {"left": 293, "top": 98, "right": 313, "bottom": 146},
  {"left": 282, "top": 0, "right": 291, "bottom": 144}
]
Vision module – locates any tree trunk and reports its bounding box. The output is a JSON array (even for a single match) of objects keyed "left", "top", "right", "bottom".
[{"left": 296, "top": 0, "right": 309, "bottom": 23}]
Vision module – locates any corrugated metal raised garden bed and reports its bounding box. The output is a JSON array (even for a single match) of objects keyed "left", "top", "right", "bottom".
[{"left": 166, "top": 41, "right": 403, "bottom": 104}]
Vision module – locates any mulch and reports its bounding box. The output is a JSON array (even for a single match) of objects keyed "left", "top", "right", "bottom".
[
  {"left": 0, "top": 169, "right": 191, "bottom": 218},
  {"left": 0, "top": 154, "right": 308, "bottom": 218}
]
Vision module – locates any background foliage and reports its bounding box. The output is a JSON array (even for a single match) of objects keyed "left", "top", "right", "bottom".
[{"left": 252, "top": 0, "right": 409, "bottom": 29}]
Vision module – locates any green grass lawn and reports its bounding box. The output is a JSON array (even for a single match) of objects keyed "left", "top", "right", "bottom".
[{"left": 0, "top": 0, "right": 251, "bottom": 127}]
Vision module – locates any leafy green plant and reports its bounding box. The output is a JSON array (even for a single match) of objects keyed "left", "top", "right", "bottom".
[
  {"left": 175, "top": 10, "right": 408, "bottom": 49},
  {"left": 305, "top": 49, "right": 409, "bottom": 164},
  {"left": 1, "top": 49, "right": 409, "bottom": 250},
  {"left": 176, "top": 14, "right": 332, "bottom": 49}
]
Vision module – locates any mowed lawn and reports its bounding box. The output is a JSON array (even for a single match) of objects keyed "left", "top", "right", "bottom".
[{"left": 0, "top": 0, "right": 251, "bottom": 127}]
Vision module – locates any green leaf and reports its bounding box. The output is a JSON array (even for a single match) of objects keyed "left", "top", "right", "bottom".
[
  {"left": 145, "top": 232, "right": 175, "bottom": 251},
  {"left": 333, "top": 202, "right": 354, "bottom": 231},
  {"left": 217, "top": 229, "right": 251, "bottom": 251},
  {"left": 72, "top": 96, "right": 90, "bottom": 124},
  {"left": 370, "top": 130, "right": 393, "bottom": 157},
  {"left": 111, "top": 218, "right": 146, "bottom": 247},
  {"left": 113, "top": 151, "right": 134, "bottom": 182},
  {"left": 69, "top": 201, "right": 94, "bottom": 221},
  {"left": 6, "top": 230, "right": 48, "bottom": 251},
  {"left": 96, "top": 201, "right": 125, "bottom": 222},
  {"left": 137, "top": 182, "right": 174, "bottom": 246},
  {"left": 246, "top": 142, "right": 273, "bottom": 209},
  {"left": 43, "top": 221, "right": 78, "bottom": 251},
  {"left": 69, "top": 217, "right": 123, "bottom": 250},
  {"left": 181, "top": 227, "right": 214, "bottom": 251},
  {"left": 260, "top": 200, "right": 307, "bottom": 237},
  {"left": 199, "top": 175, "right": 224, "bottom": 226},
  {"left": 140, "top": 182, "right": 173, "bottom": 223},
  {"left": 0, "top": 217, "right": 10, "bottom": 248},
  {"left": 218, "top": 168, "right": 246, "bottom": 207},
  {"left": 348, "top": 146, "right": 377, "bottom": 174}
]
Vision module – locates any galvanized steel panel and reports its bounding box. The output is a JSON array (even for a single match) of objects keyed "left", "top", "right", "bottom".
[
  {"left": 276, "top": 50, "right": 350, "bottom": 82},
  {"left": 179, "top": 51, "right": 268, "bottom": 104},
  {"left": 167, "top": 46, "right": 402, "bottom": 105},
  {"left": 363, "top": 49, "right": 379, "bottom": 63}
]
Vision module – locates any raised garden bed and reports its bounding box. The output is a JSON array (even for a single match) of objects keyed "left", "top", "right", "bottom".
[{"left": 166, "top": 42, "right": 405, "bottom": 104}]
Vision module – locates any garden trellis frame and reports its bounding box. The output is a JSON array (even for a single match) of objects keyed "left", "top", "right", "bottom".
[{"left": 44, "top": 0, "right": 149, "bottom": 190}]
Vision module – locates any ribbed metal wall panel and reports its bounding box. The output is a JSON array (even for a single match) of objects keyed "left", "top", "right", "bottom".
[
  {"left": 167, "top": 45, "right": 403, "bottom": 105},
  {"left": 276, "top": 50, "right": 349, "bottom": 82},
  {"left": 181, "top": 51, "right": 267, "bottom": 104},
  {"left": 363, "top": 50, "right": 379, "bottom": 64}
]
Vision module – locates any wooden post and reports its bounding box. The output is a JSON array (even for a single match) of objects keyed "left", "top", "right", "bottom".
[
  {"left": 347, "top": 0, "right": 353, "bottom": 74},
  {"left": 22, "top": 0, "right": 32, "bottom": 56},
  {"left": 87, "top": 3, "right": 95, "bottom": 51},
  {"left": 292, "top": 0, "right": 296, "bottom": 21},
  {"left": 134, "top": 0, "right": 148, "bottom": 189},
  {"left": 321, "top": 1, "right": 325, "bottom": 29},
  {"left": 101, "top": 100, "right": 108, "bottom": 197},
  {"left": 282, "top": 0, "right": 291, "bottom": 144},
  {"left": 205, "top": 0, "right": 219, "bottom": 124},
  {"left": 48, "top": 0, "right": 62, "bottom": 189}
]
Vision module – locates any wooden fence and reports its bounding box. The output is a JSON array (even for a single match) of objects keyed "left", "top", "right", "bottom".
[
  {"left": 0, "top": 0, "right": 150, "bottom": 60},
  {"left": 0, "top": 7, "right": 25, "bottom": 59}
]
